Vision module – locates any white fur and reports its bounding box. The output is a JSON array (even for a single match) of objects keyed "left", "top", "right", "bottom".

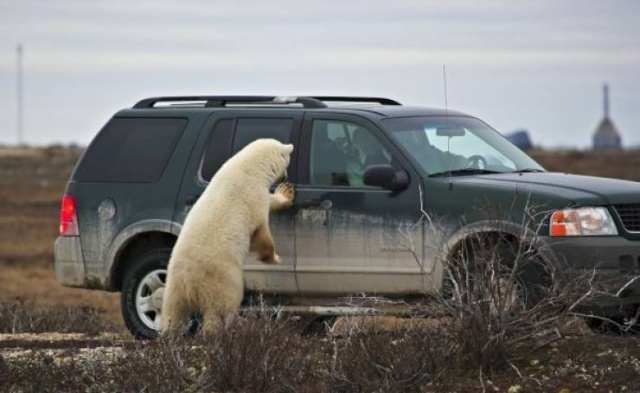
[{"left": 161, "top": 138, "right": 293, "bottom": 334}]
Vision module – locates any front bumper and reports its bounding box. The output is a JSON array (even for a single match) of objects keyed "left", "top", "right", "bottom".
[
  {"left": 54, "top": 236, "right": 87, "bottom": 287},
  {"left": 544, "top": 235, "right": 640, "bottom": 318}
]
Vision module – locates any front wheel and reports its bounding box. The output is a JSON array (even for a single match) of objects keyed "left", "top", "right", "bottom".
[
  {"left": 121, "top": 248, "right": 170, "bottom": 339},
  {"left": 443, "top": 236, "right": 550, "bottom": 314}
]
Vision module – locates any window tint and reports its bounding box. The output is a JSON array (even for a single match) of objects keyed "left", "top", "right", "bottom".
[
  {"left": 74, "top": 117, "right": 187, "bottom": 182},
  {"left": 231, "top": 118, "right": 293, "bottom": 154},
  {"left": 309, "top": 120, "right": 390, "bottom": 187},
  {"left": 200, "top": 119, "right": 234, "bottom": 181}
]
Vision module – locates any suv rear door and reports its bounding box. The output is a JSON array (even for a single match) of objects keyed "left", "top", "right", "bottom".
[
  {"left": 71, "top": 114, "right": 203, "bottom": 284},
  {"left": 174, "top": 110, "right": 301, "bottom": 295},
  {"left": 293, "top": 113, "right": 428, "bottom": 297}
]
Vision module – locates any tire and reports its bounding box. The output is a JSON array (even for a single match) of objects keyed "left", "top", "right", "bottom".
[
  {"left": 121, "top": 248, "right": 170, "bottom": 339},
  {"left": 497, "top": 241, "right": 550, "bottom": 307},
  {"left": 584, "top": 312, "right": 639, "bottom": 335},
  {"left": 297, "top": 315, "right": 337, "bottom": 336},
  {"left": 584, "top": 317, "right": 624, "bottom": 334}
]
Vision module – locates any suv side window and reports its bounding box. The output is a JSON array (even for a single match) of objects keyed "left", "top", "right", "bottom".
[
  {"left": 231, "top": 118, "right": 293, "bottom": 154},
  {"left": 309, "top": 120, "right": 390, "bottom": 187},
  {"left": 200, "top": 117, "right": 294, "bottom": 182},
  {"left": 74, "top": 117, "right": 187, "bottom": 183}
]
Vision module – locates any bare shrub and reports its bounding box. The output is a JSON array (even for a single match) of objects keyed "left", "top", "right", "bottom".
[
  {"left": 0, "top": 351, "right": 88, "bottom": 392},
  {"left": 325, "top": 318, "right": 457, "bottom": 392},
  {"left": 2, "top": 338, "right": 206, "bottom": 392},
  {"left": 439, "top": 230, "right": 589, "bottom": 374},
  {"left": 82, "top": 314, "right": 319, "bottom": 392},
  {"left": 80, "top": 337, "right": 203, "bottom": 392},
  {"left": 0, "top": 298, "right": 118, "bottom": 334},
  {"left": 199, "top": 314, "right": 319, "bottom": 392},
  {"left": 1, "top": 314, "right": 320, "bottom": 392}
]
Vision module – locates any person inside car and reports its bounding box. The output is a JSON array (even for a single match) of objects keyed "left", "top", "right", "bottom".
[{"left": 346, "top": 127, "right": 390, "bottom": 186}]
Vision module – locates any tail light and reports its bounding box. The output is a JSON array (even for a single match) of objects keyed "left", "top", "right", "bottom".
[{"left": 60, "top": 194, "right": 79, "bottom": 236}]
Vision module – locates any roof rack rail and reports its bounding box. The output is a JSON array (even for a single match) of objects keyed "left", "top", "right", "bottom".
[
  {"left": 133, "top": 95, "right": 402, "bottom": 109},
  {"left": 311, "top": 96, "right": 401, "bottom": 106},
  {"left": 133, "top": 96, "right": 328, "bottom": 109}
]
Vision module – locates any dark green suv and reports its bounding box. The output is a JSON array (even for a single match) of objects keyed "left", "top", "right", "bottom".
[{"left": 54, "top": 96, "right": 640, "bottom": 338}]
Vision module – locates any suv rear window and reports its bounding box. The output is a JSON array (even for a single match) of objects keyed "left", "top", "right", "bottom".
[{"left": 74, "top": 117, "right": 187, "bottom": 183}]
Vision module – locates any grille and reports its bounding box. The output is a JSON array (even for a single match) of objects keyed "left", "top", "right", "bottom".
[{"left": 614, "top": 204, "right": 640, "bottom": 232}]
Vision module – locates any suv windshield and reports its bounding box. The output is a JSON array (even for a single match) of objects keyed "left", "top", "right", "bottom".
[{"left": 383, "top": 116, "right": 544, "bottom": 176}]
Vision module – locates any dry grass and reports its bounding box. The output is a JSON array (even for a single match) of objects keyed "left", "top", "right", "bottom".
[
  {"left": 0, "top": 298, "right": 118, "bottom": 334},
  {"left": 0, "top": 146, "right": 122, "bottom": 325},
  {"left": 0, "top": 266, "right": 122, "bottom": 330},
  {"left": 1, "top": 312, "right": 640, "bottom": 392},
  {"left": 529, "top": 149, "right": 640, "bottom": 182}
]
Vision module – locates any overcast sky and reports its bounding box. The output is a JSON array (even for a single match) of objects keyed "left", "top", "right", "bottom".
[{"left": 1, "top": 0, "right": 638, "bottom": 148}]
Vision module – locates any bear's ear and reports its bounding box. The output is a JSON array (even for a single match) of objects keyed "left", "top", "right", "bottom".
[{"left": 283, "top": 144, "right": 294, "bottom": 154}]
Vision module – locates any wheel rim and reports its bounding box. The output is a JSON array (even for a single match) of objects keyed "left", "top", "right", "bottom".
[
  {"left": 493, "top": 275, "right": 527, "bottom": 314},
  {"left": 444, "top": 268, "right": 528, "bottom": 315},
  {"left": 135, "top": 268, "right": 167, "bottom": 331}
]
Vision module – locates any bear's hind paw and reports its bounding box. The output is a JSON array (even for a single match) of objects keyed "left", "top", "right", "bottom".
[{"left": 260, "top": 253, "right": 282, "bottom": 265}]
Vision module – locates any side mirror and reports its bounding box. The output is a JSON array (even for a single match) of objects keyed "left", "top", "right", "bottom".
[
  {"left": 436, "top": 126, "right": 466, "bottom": 137},
  {"left": 363, "top": 164, "right": 409, "bottom": 192}
]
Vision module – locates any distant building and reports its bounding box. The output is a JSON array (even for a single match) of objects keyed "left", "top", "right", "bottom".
[
  {"left": 593, "top": 84, "right": 622, "bottom": 149},
  {"left": 506, "top": 129, "right": 533, "bottom": 150}
]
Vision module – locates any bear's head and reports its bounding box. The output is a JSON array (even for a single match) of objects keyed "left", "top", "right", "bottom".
[{"left": 237, "top": 139, "right": 294, "bottom": 185}]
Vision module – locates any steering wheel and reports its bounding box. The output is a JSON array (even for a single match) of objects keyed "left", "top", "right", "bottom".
[{"left": 467, "top": 155, "right": 488, "bottom": 169}]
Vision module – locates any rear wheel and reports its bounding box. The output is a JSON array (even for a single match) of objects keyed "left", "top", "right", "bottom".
[{"left": 121, "top": 248, "right": 170, "bottom": 339}]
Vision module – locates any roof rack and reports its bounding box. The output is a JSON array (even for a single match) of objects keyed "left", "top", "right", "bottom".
[
  {"left": 133, "top": 96, "right": 327, "bottom": 109},
  {"left": 133, "top": 95, "right": 401, "bottom": 109},
  {"left": 311, "top": 96, "right": 401, "bottom": 106}
]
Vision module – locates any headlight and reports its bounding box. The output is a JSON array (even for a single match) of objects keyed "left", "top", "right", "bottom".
[{"left": 550, "top": 207, "right": 618, "bottom": 236}]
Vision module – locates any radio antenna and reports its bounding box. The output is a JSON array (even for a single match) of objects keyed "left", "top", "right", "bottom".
[
  {"left": 443, "top": 64, "right": 453, "bottom": 187},
  {"left": 443, "top": 64, "right": 448, "bottom": 117}
]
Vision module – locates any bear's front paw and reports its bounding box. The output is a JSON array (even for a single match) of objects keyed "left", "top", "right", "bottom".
[{"left": 274, "top": 182, "right": 295, "bottom": 207}]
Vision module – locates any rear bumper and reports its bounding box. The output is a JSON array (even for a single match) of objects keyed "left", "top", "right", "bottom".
[
  {"left": 545, "top": 236, "right": 640, "bottom": 318},
  {"left": 54, "top": 236, "right": 87, "bottom": 287}
]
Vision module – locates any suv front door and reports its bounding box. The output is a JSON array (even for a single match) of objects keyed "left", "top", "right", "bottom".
[
  {"left": 174, "top": 110, "right": 301, "bottom": 296},
  {"left": 293, "top": 113, "right": 429, "bottom": 298}
]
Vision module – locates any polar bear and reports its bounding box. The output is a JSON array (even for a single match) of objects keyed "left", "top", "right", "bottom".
[{"left": 161, "top": 138, "right": 295, "bottom": 334}]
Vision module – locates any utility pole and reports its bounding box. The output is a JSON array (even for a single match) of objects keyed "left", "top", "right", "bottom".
[{"left": 17, "top": 44, "right": 23, "bottom": 145}]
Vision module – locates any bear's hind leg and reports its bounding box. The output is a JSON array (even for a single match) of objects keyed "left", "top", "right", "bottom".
[
  {"left": 161, "top": 292, "right": 193, "bottom": 335},
  {"left": 250, "top": 224, "right": 280, "bottom": 264},
  {"left": 200, "top": 280, "right": 244, "bottom": 336}
]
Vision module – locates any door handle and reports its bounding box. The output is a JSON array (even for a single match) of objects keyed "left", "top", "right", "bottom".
[
  {"left": 299, "top": 198, "right": 332, "bottom": 210},
  {"left": 186, "top": 194, "right": 201, "bottom": 206}
]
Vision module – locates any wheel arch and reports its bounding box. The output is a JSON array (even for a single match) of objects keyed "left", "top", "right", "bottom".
[
  {"left": 443, "top": 220, "right": 552, "bottom": 259},
  {"left": 105, "top": 220, "right": 180, "bottom": 291},
  {"left": 436, "top": 219, "right": 559, "bottom": 285}
]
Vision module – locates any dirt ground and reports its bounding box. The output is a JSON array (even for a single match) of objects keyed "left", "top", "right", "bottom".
[{"left": 2, "top": 146, "right": 640, "bottom": 391}]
